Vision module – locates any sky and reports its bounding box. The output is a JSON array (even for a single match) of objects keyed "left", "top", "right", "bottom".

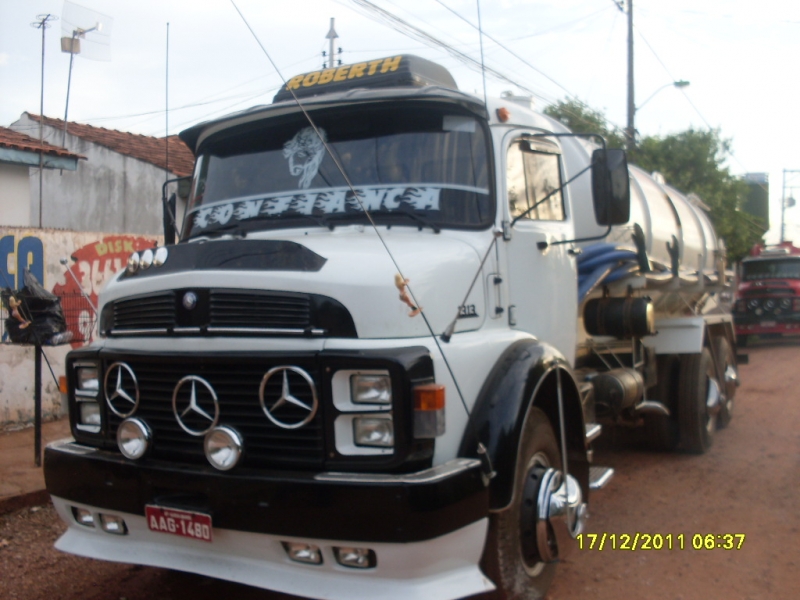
[{"left": 1, "top": 0, "right": 798, "bottom": 243}]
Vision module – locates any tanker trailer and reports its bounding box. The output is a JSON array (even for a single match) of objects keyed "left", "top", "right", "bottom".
[{"left": 563, "top": 141, "right": 740, "bottom": 453}]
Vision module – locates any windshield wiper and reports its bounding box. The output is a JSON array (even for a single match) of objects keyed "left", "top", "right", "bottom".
[
  {"left": 286, "top": 213, "right": 334, "bottom": 231},
  {"left": 376, "top": 209, "right": 441, "bottom": 233},
  {"left": 189, "top": 222, "right": 247, "bottom": 240}
]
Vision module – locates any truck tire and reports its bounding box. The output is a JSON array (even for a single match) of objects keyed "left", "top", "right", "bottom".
[
  {"left": 643, "top": 355, "right": 680, "bottom": 451},
  {"left": 677, "top": 348, "right": 718, "bottom": 454},
  {"left": 481, "top": 407, "right": 559, "bottom": 599},
  {"left": 714, "top": 337, "right": 737, "bottom": 428}
]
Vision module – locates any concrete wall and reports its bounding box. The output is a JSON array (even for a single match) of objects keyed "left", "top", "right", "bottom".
[
  {"left": 1, "top": 227, "right": 160, "bottom": 428},
  {"left": 0, "top": 163, "right": 32, "bottom": 227},
  {"left": 10, "top": 115, "right": 184, "bottom": 236}
]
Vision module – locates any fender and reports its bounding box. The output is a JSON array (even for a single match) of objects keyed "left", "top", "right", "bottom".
[{"left": 458, "top": 339, "right": 589, "bottom": 510}]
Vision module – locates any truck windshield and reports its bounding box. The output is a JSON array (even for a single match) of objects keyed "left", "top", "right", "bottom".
[
  {"left": 182, "top": 104, "right": 492, "bottom": 238},
  {"left": 742, "top": 258, "right": 800, "bottom": 280}
]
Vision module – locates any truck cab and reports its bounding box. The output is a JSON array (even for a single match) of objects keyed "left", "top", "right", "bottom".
[{"left": 734, "top": 241, "right": 800, "bottom": 345}]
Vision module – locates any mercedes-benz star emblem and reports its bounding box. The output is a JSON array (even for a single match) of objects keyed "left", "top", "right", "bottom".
[
  {"left": 259, "top": 366, "right": 318, "bottom": 430},
  {"left": 172, "top": 375, "right": 220, "bottom": 436},
  {"left": 104, "top": 362, "right": 140, "bottom": 418},
  {"left": 183, "top": 291, "right": 197, "bottom": 310}
]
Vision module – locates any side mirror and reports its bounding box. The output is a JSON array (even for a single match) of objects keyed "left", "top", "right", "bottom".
[
  {"left": 162, "top": 192, "right": 177, "bottom": 245},
  {"left": 591, "top": 148, "right": 630, "bottom": 226},
  {"left": 161, "top": 176, "right": 190, "bottom": 245}
]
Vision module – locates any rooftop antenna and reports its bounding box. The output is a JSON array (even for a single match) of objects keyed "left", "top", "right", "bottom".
[
  {"left": 60, "top": 1, "right": 113, "bottom": 147},
  {"left": 30, "top": 13, "right": 57, "bottom": 228},
  {"left": 325, "top": 18, "right": 339, "bottom": 68},
  {"left": 476, "top": 0, "right": 488, "bottom": 109}
]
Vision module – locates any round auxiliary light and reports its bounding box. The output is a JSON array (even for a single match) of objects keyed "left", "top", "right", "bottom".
[
  {"left": 153, "top": 246, "right": 169, "bottom": 267},
  {"left": 126, "top": 252, "right": 140, "bottom": 274},
  {"left": 116, "top": 418, "right": 151, "bottom": 460},
  {"left": 204, "top": 426, "right": 243, "bottom": 471},
  {"left": 140, "top": 248, "right": 154, "bottom": 270}
]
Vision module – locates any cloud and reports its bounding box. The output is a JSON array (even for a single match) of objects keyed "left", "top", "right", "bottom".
[{"left": 0, "top": 53, "right": 9, "bottom": 66}]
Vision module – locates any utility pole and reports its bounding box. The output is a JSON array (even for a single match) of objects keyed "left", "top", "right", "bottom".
[
  {"left": 31, "top": 13, "right": 57, "bottom": 228},
  {"left": 626, "top": 0, "right": 635, "bottom": 152},
  {"left": 326, "top": 18, "right": 338, "bottom": 69},
  {"left": 781, "top": 169, "right": 800, "bottom": 242}
]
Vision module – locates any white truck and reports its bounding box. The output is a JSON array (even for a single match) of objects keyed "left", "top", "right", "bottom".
[{"left": 45, "top": 55, "right": 738, "bottom": 600}]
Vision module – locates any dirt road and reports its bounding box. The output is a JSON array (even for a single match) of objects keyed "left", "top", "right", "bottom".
[{"left": 1, "top": 341, "right": 797, "bottom": 599}]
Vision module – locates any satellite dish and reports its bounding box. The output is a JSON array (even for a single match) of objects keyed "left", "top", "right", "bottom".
[{"left": 60, "top": 1, "right": 113, "bottom": 61}]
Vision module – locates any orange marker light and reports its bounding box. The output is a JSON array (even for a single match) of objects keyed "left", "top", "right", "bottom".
[
  {"left": 58, "top": 375, "right": 68, "bottom": 394},
  {"left": 496, "top": 107, "right": 511, "bottom": 123},
  {"left": 414, "top": 384, "right": 445, "bottom": 438},
  {"left": 414, "top": 384, "right": 445, "bottom": 411}
]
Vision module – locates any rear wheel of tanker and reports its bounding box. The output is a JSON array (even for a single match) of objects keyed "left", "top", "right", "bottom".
[
  {"left": 481, "top": 407, "right": 559, "bottom": 600},
  {"left": 643, "top": 355, "right": 680, "bottom": 452},
  {"left": 714, "top": 337, "right": 737, "bottom": 429},
  {"left": 677, "top": 348, "right": 719, "bottom": 454}
]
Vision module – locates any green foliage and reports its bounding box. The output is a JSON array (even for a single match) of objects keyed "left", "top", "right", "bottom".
[
  {"left": 543, "top": 98, "right": 626, "bottom": 149},
  {"left": 544, "top": 97, "right": 764, "bottom": 262},
  {"left": 632, "top": 129, "right": 764, "bottom": 262}
]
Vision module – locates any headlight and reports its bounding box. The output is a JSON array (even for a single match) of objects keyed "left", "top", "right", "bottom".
[
  {"left": 351, "top": 373, "right": 392, "bottom": 405},
  {"left": 78, "top": 401, "right": 101, "bottom": 426},
  {"left": 353, "top": 416, "right": 394, "bottom": 447},
  {"left": 140, "top": 249, "right": 154, "bottom": 269},
  {"left": 747, "top": 299, "right": 759, "bottom": 309},
  {"left": 117, "top": 418, "right": 151, "bottom": 460},
  {"left": 126, "top": 252, "right": 140, "bottom": 274},
  {"left": 76, "top": 366, "right": 99, "bottom": 391},
  {"left": 204, "top": 426, "right": 243, "bottom": 471}
]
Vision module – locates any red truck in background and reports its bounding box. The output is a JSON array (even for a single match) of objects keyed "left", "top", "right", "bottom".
[{"left": 734, "top": 241, "right": 800, "bottom": 346}]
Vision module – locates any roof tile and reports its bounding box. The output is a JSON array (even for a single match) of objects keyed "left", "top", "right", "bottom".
[
  {"left": 26, "top": 113, "right": 195, "bottom": 177},
  {"left": 0, "top": 126, "right": 84, "bottom": 160}
]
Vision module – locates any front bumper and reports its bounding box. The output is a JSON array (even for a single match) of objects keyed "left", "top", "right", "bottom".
[
  {"left": 45, "top": 439, "right": 488, "bottom": 544},
  {"left": 46, "top": 440, "right": 492, "bottom": 599},
  {"left": 51, "top": 495, "right": 493, "bottom": 600}
]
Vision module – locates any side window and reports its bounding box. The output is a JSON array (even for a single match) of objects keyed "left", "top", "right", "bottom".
[{"left": 506, "top": 140, "right": 565, "bottom": 221}]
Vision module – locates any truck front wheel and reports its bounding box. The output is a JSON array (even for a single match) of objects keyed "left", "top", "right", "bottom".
[{"left": 480, "top": 407, "right": 560, "bottom": 600}]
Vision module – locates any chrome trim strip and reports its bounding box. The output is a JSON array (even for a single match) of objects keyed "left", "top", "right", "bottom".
[
  {"left": 111, "top": 328, "right": 169, "bottom": 335},
  {"left": 110, "top": 327, "right": 326, "bottom": 336},
  {"left": 207, "top": 327, "right": 326, "bottom": 336},
  {"left": 588, "top": 466, "right": 615, "bottom": 491},
  {"left": 314, "top": 458, "right": 481, "bottom": 484},
  {"left": 47, "top": 440, "right": 98, "bottom": 455},
  {"left": 584, "top": 423, "right": 602, "bottom": 443}
]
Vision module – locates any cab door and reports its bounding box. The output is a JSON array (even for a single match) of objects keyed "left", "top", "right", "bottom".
[{"left": 504, "top": 134, "right": 578, "bottom": 365}]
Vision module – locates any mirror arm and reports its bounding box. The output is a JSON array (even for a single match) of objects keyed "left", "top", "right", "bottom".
[
  {"left": 510, "top": 163, "right": 592, "bottom": 228},
  {"left": 541, "top": 225, "right": 612, "bottom": 250},
  {"left": 528, "top": 132, "right": 608, "bottom": 150}
]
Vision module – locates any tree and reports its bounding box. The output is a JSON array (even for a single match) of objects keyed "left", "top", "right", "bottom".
[
  {"left": 543, "top": 98, "right": 626, "bottom": 149},
  {"left": 633, "top": 129, "right": 764, "bottom": 262}
]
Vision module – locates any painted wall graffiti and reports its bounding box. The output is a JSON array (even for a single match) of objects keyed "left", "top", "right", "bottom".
[
  {"left": 0, "top": 235, "right": 44, "bottom": 289},
  {"left": 52, "top": 235, "right": 156, "bottom": 347},
  {"left": 1, "top": 229, "right": 160, "bottom": 427}
]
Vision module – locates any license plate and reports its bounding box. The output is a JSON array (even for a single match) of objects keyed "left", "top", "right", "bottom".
[
  {"left": 760, "top": 321, "right": 777, "bottom": 328},
  {"left": 145, "top": 505, "right": 213, "bottom": 543}
]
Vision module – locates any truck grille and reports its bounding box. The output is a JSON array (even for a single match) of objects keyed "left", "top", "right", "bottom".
[
  {"left": 104, "top": 288, "right": 356, "bottom": 337},
  {"left": 103, "top": 355, "right": 325, "bottom": 468}
]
